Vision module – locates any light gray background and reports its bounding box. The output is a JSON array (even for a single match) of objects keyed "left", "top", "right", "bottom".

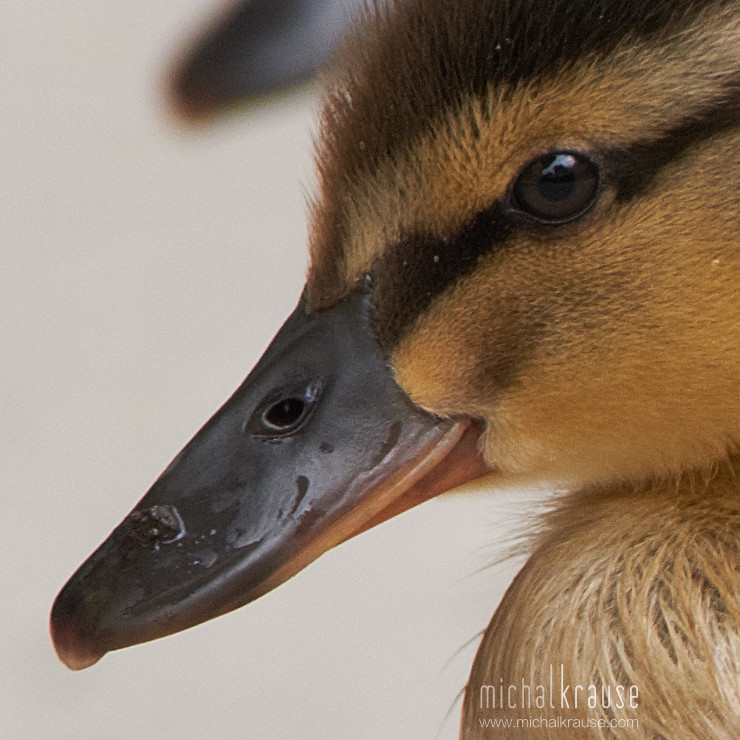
[{"left": 3, "top": 2, "right": 545, "bottom": 738}]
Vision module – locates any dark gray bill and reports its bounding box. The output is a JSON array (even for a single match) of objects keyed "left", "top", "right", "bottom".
[{"left": 51, "top": 288, "right": 487, "bottom": 670}]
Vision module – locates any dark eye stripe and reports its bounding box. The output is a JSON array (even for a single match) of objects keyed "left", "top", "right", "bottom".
[
  {"left": 369, "top": 78, "right": 739, "bottom": 354},
  {"left": 602, "top": 77, "right": 740, "bottom": 201},
  {"left": 371, "top": 203, "right": 512, "bottom": 353}
]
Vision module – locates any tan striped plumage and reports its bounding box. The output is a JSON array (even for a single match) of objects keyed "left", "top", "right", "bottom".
[{"left": 307, "top": 0, "right": 740, "bottom": 736}]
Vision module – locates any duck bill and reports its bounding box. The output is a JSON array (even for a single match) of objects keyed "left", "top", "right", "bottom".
[{"left": 50, "top": 289, "right": 491, "bottom": 671}]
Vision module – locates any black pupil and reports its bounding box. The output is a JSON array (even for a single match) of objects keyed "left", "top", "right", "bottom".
[
  {"left": 513, "top": 151, "right": 599, "bottom": 223},
  {"left": 264, "top": 398, "right": 305, "bottom": 429},
  {"left": 538, "top": 155, "right": 576, "bottom": 201}
]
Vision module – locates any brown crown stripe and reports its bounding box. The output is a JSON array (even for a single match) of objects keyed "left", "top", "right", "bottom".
[
  {"left": 307, "top": 0, "right": 735, "bottom": 308},
  {"left": 369, "top": 79, "right": 739, "bottom": 352}
]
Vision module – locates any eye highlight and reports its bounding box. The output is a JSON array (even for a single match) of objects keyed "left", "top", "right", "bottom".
[{"left": 511, "top": 151, "right": 601, "bottom": 223}]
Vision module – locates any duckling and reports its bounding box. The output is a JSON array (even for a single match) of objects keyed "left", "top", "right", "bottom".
[{"left": 52, "top": 0, "right": 740, "bottom": 736}]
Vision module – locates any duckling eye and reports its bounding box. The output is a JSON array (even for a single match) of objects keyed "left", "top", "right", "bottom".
[
  {"left": 247, "top": 381, "right": 323, "bottom": 437},
  {"left": 511, "top": 151, "right": 600, "bottom": 223}
]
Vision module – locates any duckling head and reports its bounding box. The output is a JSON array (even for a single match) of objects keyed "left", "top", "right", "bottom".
[
  {"left": 310, "top": 0, "right": 740, "bottom": 487},
  {"left": 51, "top": 0, "right": 740, "bottom": 671}
]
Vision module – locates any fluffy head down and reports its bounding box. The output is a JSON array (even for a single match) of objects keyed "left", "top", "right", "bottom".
[{"left": 461, "top": 463, "right": 740, "bottom": 738}]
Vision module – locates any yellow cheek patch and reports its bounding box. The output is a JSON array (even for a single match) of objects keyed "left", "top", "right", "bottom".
[{"left": 391, "top": 131, "right": 740, "bottom": 485}]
